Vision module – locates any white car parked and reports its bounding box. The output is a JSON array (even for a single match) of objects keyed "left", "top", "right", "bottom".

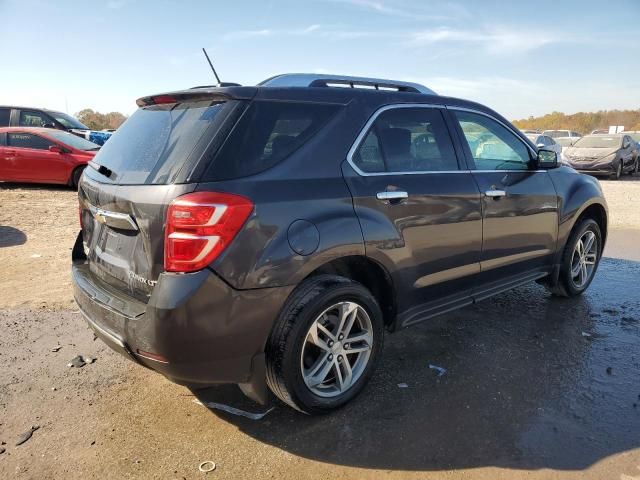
[{"left": 526, "top": 133, "right": 564, "bottom": 163}]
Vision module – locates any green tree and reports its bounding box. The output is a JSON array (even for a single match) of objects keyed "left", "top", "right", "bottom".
[
  {"left": 75, "top": 109, "right": 127, "bottom": 130},
  {"left": 512, "top": 109, "right": 640, "bottom": 134}
]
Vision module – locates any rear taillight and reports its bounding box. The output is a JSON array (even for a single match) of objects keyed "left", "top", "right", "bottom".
[{"left": 164, "top": 191, "right": 253, "bottom": 273}]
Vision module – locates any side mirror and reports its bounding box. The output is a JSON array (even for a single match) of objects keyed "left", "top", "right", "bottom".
[
  {"left": 49, "top": 145, "right": 63, "bottom": 154},
  {"left": 623, "top": 140, "right": 630, "bottom": 149},
  {"left": 42, "top": 122, "right": 56, "bottom": 129},
  {"left": 536, "top": 148, "right": 558, "bottom": 169},
  {"left": 537, "top": 143, "right": 545, "bottom": 148}
]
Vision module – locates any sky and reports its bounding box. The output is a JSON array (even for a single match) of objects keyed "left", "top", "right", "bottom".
[{"left": 1, "top": 0, "right": 639, "bottom": 120}]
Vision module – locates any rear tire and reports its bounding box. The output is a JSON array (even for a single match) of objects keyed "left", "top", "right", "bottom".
[
  {"left": 265, "top": 275, "right": 383, "bottom": 414},
  {"left": 70, "top": 166, "right": 86, "bottom": 189},
  {"left": 547, "top": 218, "right": 602, "bottom": 297}
]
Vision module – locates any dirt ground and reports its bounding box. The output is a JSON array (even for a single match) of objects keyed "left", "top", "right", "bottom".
[{"left": 0, "top": 178, "right": 639, "bottom": 479}]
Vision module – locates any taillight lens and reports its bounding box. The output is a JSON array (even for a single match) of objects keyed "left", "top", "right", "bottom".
[{"left": 164, "top": 191, "right": 253, "bottom": 273}]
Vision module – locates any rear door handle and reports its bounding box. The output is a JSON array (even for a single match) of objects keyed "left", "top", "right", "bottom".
[
  {"left": 376, "top": 191, "right": 408, "bottom": 201},
  {"left": 485, "top": 189, "right": 506, "bottom": 198}
]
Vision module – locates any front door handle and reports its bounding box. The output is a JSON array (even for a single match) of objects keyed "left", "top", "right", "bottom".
[
  {"left": 485, "top": 189, "right": 506, "bottom": 198},
  {"left": 377, "top": 191, "right": 408, "bottom": 202}
]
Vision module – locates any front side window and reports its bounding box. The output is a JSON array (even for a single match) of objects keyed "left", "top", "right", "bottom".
[
  {"left": 453, "top": 111, "right": 531, "bottom": 171},
  {"left": 49, "top": 111, "right": 88, "bottom": 130},
  {"left": 8, "top": 133, "right": 54, "bottom": 150},
  {"left": 19, "top": 110, "right": 52, "bottom": 127},
  {"left": 353, "top": 107, "right": 458, "bottom": 173}
]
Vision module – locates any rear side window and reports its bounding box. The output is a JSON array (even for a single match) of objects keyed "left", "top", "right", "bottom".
[
  {"left": 0, "top": 108, "right": 10, "bottom": 126},
  {"left": 8, "top": 133, "right": 53, "bottom": 150},
  {"left": 205, "top": 101, "right": 339, "bottom": 180},
  {"left": 19, "top": 110, "right": 51, "bottom": 127},
  {"left": 89, "top": 100, "right": 234, "bottom": 184},
  {"left": 353, "top": 107, "right": 458, "bottom": 173}
]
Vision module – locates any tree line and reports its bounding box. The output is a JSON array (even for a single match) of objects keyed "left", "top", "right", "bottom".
[
  {"left": 75, "top": 109, "right": 127, "bottom": 130},
  {"left": 512, "top": 109, "right": 640, "bottom": 133}
]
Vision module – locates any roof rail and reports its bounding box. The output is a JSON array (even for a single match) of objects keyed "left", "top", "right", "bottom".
[{"left": 258, "top": 73, "right": 436, "bottom": 95}]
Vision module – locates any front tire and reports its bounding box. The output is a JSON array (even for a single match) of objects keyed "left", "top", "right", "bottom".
[
  {"left": 547, "top": 218, "right": 602, "bottom": 297},
  {"left": 265, "top": 275, "right": 384, "bottom": 414},
  {"left": 612, "top": 161, "right": 622, "bottom": 180}
]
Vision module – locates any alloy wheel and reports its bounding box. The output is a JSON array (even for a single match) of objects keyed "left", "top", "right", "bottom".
[
  {"left": 570, "top": 230, "right": 598, "bottom": 289},
  {"left": 300, "top": 301, "right": 373, "bottom": 398}
]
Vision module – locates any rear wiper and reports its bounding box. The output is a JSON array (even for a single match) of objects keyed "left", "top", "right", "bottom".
[{"left": 88, "top": 160, "right": 114, "bottom": 178}]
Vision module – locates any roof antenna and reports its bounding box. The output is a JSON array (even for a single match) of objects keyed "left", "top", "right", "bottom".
[{"left": 202, "top": 48, "right": 221, "bottom": 86}]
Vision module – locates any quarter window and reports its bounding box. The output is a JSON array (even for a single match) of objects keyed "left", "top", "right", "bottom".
[
  {"left": 206, "top": 101, "right": 340, "bottom": 180},
  {"left": 7, "top": 133, "right": 54, "bottom": 150},
  {"left": 353, "top": 107, "right": 458, "bottom": 173},
  {"left": 19, "top": 110, "right": 51, "bottom": 127},
  {"left": 453, "top": 111, "right": 531, "bottom": 171}
]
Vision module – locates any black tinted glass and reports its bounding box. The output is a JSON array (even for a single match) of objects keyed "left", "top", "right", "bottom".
[
  {"left": 454, "top": 111, "right": 531, "bottom": 170},
  {"left": 0, "top": 108, "right": 10, "bottom": 126},
  {"left": 8, "top": 133, "right": 53, "bottom": 150},
  {"left": 89, "top": 100, "right": 232, "bottom": 184},
  {"left": 19, "top": 111, "right": 50, "bottom": 127},
  {"left": 354, "top": 107, "right": 458, "bottom": 173},
  {"left": 206, "top": 101, "right": 339, "bottom": 180}
]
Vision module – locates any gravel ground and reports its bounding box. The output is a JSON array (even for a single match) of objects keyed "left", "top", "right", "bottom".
[{"left": 0, "top": 177, "right": 639, "bottom": 479}]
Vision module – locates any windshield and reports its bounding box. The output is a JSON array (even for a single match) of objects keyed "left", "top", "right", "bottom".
[
  {"left": 543, "top": 130, "right": 569, "bottom": 138},
  {"left": 45, "top": 130, "right": 101, "bottom": 150},
  {"left": 555, "top": 137, "right": 575, "bottom": 147},
  {"left": 627, "top": 133, "right": 640, "bottom": 142},
  {"left": 89, "top": 100, "right": 234, "bottom": 184},
  {"left": 525, "top": 135, "right": 540, "bottom": 143},
  {"left": 50, "top": 111, "right": 88, "bottom": 130},
  {"left": 572, "top": 136, "right": 622, "bottom": 148}
]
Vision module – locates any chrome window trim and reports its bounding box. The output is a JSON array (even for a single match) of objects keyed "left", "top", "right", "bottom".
[
  {"left": 346, "top": 103, "right": 461, "bottom": 177},
  {"left": 447, "top": 106, "right": 538, "bottom": 157},
  {"left": 346, "top": 103, "right": 545, "bottom": 177}
]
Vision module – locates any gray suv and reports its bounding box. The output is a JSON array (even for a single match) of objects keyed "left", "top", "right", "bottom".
[{"left": 72, "top": 74, "right": 608, "bottom": 414}]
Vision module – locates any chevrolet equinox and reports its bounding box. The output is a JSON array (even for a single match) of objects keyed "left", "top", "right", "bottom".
[{"left": 72, "top": 74, "right": 608, "bottom": 414}]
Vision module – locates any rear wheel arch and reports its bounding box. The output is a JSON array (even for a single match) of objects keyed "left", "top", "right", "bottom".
[{"left": 302, "top": 255, "right": 397, "bottom": 329}]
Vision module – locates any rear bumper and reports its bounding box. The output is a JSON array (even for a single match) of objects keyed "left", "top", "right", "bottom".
[{"left": 72, "top": 255, "right": 293, "bottom": 391}]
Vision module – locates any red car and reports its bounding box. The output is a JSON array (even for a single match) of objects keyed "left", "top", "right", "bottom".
[{"left": 0, "top": 127, "right": 100, "bottom": 188}]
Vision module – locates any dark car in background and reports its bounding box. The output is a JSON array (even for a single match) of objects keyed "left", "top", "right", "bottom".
[
  {"left": 72, "top": 74, "right": 608, "bottom": 414},
  {"left": 0, "top": 106, "right": 112, "bottom": 145},
  {"left": 564, "top": 133, "right": 638, "bottom": 178},
  {"left": 0, "top": 127, "right": 100, "bottom": 187}
]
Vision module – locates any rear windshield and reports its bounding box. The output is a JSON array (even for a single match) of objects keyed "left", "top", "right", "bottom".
[
  {"left": 89, "top": 100, "right": 234, "bottom": 184},
  {"left": 46, "top": 130, "right": 100, "bottom": 150},
  {"left": 204, "top": 100, "right": 340, "bottom": 180}
]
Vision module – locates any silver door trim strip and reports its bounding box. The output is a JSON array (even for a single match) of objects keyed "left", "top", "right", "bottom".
[
  {"left": 413, "top": 262, "right": 481, "bottom": 288},
  {"left": 481, "top": 249, "right": 552, "bottom": 271}
]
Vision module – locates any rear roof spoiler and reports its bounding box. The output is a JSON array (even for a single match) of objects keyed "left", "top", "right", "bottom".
[{"left": 136, "top": 87, "right": 256, "bottom": 107}]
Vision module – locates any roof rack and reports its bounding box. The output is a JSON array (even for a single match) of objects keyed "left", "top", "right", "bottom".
[{"left": 258, "top": 74, "right": 436, "bottom": 95}]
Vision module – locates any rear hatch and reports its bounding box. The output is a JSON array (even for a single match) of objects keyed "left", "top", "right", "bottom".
[{"left": 78, "top": 92, "right": 250, "bottom": 302}]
